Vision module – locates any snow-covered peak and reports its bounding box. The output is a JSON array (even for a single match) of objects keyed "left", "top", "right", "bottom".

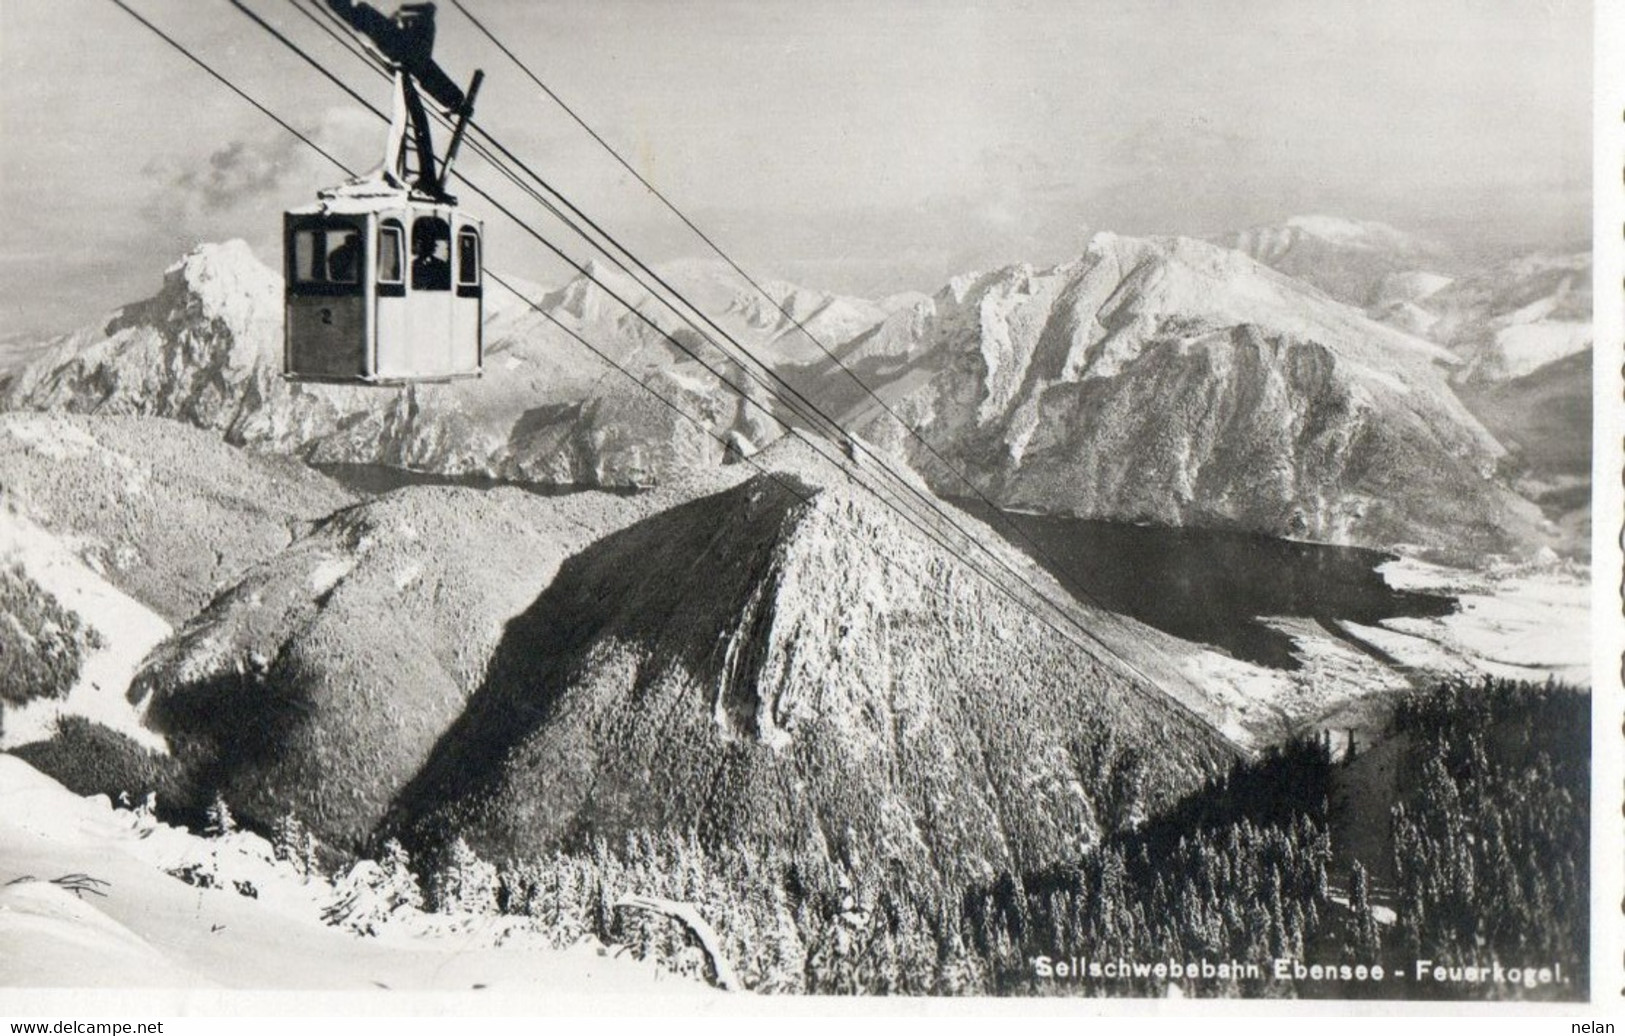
[
  {"left": 1214, "top": 216, "right": 1452, "bottom": 308},
  {"left": 1220, "top": 215, "right": 1445, "bottom": 263},
  {"left": 941, "top": 230, "right": 1444, "bottom": 356},
  {"left": 1283, "top": 215, "right": 1431, "bottom": 253},
  {"left": 543, "top": 258, "right": 648, "bottom": 322},
  {"left": 162, "top": 239, "right": 282, "bottom": 326}
]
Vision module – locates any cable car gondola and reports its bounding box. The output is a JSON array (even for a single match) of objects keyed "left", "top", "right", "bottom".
[{"left": 284, "top": 1, "right": 485, "bottom": 384}]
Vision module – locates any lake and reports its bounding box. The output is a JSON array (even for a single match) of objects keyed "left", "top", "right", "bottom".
[{"left": 952, "top": 501, "right": 1457, "bottom": 670}]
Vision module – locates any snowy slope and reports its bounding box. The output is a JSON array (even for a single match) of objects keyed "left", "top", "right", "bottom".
[
  {"left": 1390, "top": 251, "right": 1593, "bottom": 384},
  {"left": 0, "top": 413, "right": 359, "bottom": 750},
  {"left": 0, "top": 754, "right": 700, "bottom": 993},
  {"left": 0, "top": 412, "right": 354, "bottom": 621},
  {"left": 0, "top": 509, "right": 169, "bottom": 752},
  {"left": 1225, "top": 221, "right": 1592, "bottom": 389}
]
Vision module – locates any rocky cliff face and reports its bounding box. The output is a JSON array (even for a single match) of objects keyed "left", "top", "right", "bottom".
[
  {"left": 807, "top": 233, "right": 1544, "bottom": 557},
  {"left": 1218, "top": 220, "right": 1591, "bottom": 548}
]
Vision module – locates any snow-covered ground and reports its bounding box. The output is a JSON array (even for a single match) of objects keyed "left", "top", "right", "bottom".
[
  {"left": 1176, "top": 555, "right": 1589, "bottom": 750},
  {"left": 1474, "top": 320, "right": 1592, "bottom": 382},
  {"left": 0, "top": 754, "right": 707, "bottom": 995},
  {"left": 1179, "top": 618, "right": 1410, "bottom": 749},
  {"left": 1366, "top": 555, "right": 1589, "bottom": 685}
]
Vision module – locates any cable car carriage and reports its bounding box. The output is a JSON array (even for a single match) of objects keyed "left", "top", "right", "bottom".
[{"left": 284, "top": 2, "right": 485, "bottom": 384}]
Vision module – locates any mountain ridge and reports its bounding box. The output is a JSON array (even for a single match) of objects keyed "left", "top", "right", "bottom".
[
  {"left": 800, "top": 232, "right": 1546, "bottom": 558},
  {"left": 1, "top": 228, "right": 1573, "bottom": 557}
]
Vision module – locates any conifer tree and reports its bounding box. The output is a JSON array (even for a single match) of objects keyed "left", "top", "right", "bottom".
[
  {"left": 1349, "top": 860, "right": 1381, "bottom": 958},
  {"left": 379, "top": 838, "right": 424, "bottom": 913},
  {"left": 272, "top": 812, "right": 309, "bottom": 876},
  {"left": 203, "top": 791, "right": 236, "bottom": 837},
  {"left": 431, "top": 836, "right": 499, "bottom": 914}
]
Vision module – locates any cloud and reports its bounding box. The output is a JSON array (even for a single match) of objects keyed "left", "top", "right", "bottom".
[
  {"left": 148, "top": 133, "right": 304, "bottom": 217},
  {"left": 1101, "top": 114, "right": 1256, "bottom": 181},
  {"left": 137, "top": 106, "right": 377, "bottom": 235},
  {"left": 199, "top": 139, "right": 296, "bottom": 210}
]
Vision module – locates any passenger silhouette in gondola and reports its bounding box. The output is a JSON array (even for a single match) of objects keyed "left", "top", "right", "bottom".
[
  {"left": 325, "top": 233, "right": 361, "bottom": 283},
  {"left": 411, "top": 219, "right": 452, "bottom": 291}
]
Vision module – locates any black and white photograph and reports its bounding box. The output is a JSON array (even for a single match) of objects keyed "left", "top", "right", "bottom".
[{"left": 0, "top": 0, "right": 1612, "bottom": 1020}]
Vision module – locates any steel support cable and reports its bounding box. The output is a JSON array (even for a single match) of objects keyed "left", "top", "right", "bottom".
[
  {"left": 289, "top": 0, "right": 382, "bottom": 74},
  {"left": 186, "top": 0, "right": 1227, "bottom": 731},
  {"left": 269, "top": 1, "right": 1018, "bottom": 575},
  {"left": 447, "top": 0, "right": 1144, "bottom": 639},
  {"left": 244, "top": 0, "right": 859, "bottom": 466},
  {"left": 232, "top": 0, "right": 1215, "bottom": 721},
  {"left": 270, "top": 0, "right": 1060, "bottom": 598},
  {"left": 445, "top": 175, "right": 1216, "bottom": 737},
  {"left": 251, "top": 0, "right": 989, "bottom": 587},
  {"left": 249, "top": 0, "right": 1103, "bottom": 630},
  {"left": 413, "top": 83, "right": 1200, "bottom": 708},
  {"left": 101, "top": 0, "right": 1142, "bottom": 690},
  {"left": 441, "top": 7, "right": 1218, "bottom": 740},
  {"left": 450, "top": 175, "right": 1141, "bottom": 665},
  {"left": 102, "top": 0, "right": 1037, "bottom": 649},
  {"left": 287, "top": 0, "right": 682, "bottom": 431},
  {"left": 408, "top": 137, "right": 1180, "bottom": 705},
  {"left": 107, "top": 0, "right": 353, "bottom": 175}
]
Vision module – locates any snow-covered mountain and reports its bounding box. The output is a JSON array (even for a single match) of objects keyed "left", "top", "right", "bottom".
[
  {"left": 1216, "top": 215, "right": 1450, "bottom": 309},
  {"left": 801, "top": 232, "right": 1546, "bottom": 557},
  {"left": 1373, "top": 250, "right": 1592, "bottom": 384},
  {"left": 1, "top": 232, "right": 1568, "bottom": 557},
  {"left": 1219, "top": 217, "right": 1592, "bottom": 388},
  {"left": 380, "top": 439, "right": 1233, "bottom": 889},
  {"left": 15, "top": 421, "right": 1233, "bottom": 887},
  {"left": 0, "top": 243, "right": 890, "bottom": 489},
  {"left": 0, "top": 399, "right": 1584, "bottom": 993},
  {"left": 1219, "top": 218, "right": 1591, "bottom": 544},
  {"left": 0, "top": 415, "right": 1248, "bottom": 991}
]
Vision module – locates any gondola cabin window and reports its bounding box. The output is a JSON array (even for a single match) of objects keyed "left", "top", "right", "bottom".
[
  {"left": 378, "top": 220, "right": 405, "bottom": 287},
  {"left": 458, "top": 228, "right": 481, "bottom": 288},
  {"left": 411, "top": 216, "right": 452, "bottom": 291},
  {"left": 292, "top": 225, "right": 363, "bottom": 286}
]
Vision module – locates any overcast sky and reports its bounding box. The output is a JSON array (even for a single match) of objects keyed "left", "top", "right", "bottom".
[{"left": 0, "top": 0, "right": 1593, "bottom": 336}]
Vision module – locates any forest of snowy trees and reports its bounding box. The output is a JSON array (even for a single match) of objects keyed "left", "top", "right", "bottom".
[
  {"left": 1386, "top": 677, "right": 1589, "bottom": 997},
  {"left": 127, "top": 675, "right": 1594, "bottom": 998},
  {"left": 334, "top": 675, "right": 1579, "bottom": 999}
]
